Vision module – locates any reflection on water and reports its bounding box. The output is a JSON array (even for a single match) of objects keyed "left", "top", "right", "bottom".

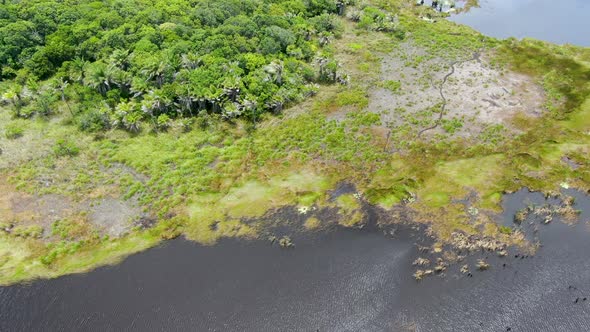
[
  {"left": 449, "top": 0, "right": 590, "bottom": 46},
  {"left": 1, "top": 190, "right": 590, "bottom": 331}
]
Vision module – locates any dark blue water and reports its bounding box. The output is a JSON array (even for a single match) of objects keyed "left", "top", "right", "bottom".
[
  {"left": 1, "top": 190, "right": 590, "bottom": 331},
  {"left": 450, "top": 0, "right": 590, "bottom": 46}
]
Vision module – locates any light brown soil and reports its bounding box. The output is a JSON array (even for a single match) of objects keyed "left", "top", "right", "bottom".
[
  {"left": 0, "top": 175, "right": 145, "bottom": 238},
  {"left": 87, "top": 197, "right": 142, "bottom": 237},
  {"left": 368, "top": 42, "right": 545, "bottom": 138}
]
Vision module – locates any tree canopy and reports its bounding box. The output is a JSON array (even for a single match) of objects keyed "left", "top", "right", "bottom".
[{"left": 1, "top": 0, "right": 370, "bottom": 130}]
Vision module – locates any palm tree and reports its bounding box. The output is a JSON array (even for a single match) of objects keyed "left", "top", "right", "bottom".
[
  {"left": 336, "top": 0, "right": 346, "bottom": 15},
  {"left": 264, "top": 61, "right": 284, "bottom": 86},
  {"left": 130, "top": 76, "right": 150, "bottom": 98},
  {"left": 318, "top": 32, "right": 333, "bottom": 47},
  {"left": 222, "top": 76, "right": 242, "bottom": 103},
  {"left": 176, "top": 86, "right": 197, "bottom": 116},
  {"left": 53, "top": 78, "right": 74, "bottom": 117},
  {"left": 141, "top": 61, "right": 169, "bottom": 88},
  {"left": 238, "top": 96, "right": 259, "bottom": 123},
  {"left": 84, "top": 63, "right": 113, "bottom": 96},
  {"left": 265, "top": 93, "right": 287, "bottom": 114},
  {"left": 141, "top": 89, "right": 171, "bottom": 120},
  {"left": 1, "top": 85, "right": 24, "bottom": 117},
  {"left": 317, "top": 57, "right": 339, "bottom": 82},
  {"left": 109, "top": 49, "right": 131, "bottom": 71},
  {"left": 203, "top": 86, "right": 223, "bottom": 113},
  {"left": 180, "top": 53, "right": 202, "bottom": 70},
  {"left": 295, "top": 25, "right": 316, "bottom": 41},
  {"left": 168, "top": 54, "right": 181, "bottom": 73},
  {"left": 346, "top": 8, "right": 362, "bottom": 22},
  {"left": 69, "top": 57, "right": 88, "bottom": 84},
  {"left": 110, "top": 67, "right": 131, "bottom": 97},
  {"left": 123, "top": 112, "right": 142, "bottom": 133},
  {"left": 114, "top": 101, "right": 141, "bottom": 132},
  {"left": 223, "top": 86, "right": 241, "bottom": 103}
]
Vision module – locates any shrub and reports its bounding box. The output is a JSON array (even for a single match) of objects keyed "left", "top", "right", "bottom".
[
  {"left": 4, "top": 123, "right": 24, "bottom": 139},
  {"left": 78, "top": 110, "right": 111, "bottom": 132},
  {"left": 441, "top": 118, "right": 463, "bottom": 134},
  {"left": 499, "top": 225, "right": 512, "bottom": 235},
  {"left": 155, "top": 114, "right": 171, "bottom": 131},
  {"left": 12, "top": 225, "right": 44, "bottom": 238},
  {"left": 381, "top": 80, "right": 401, "bottom": 93},
  {"left": 53, "top": 139, "right": 80, "bottom": 157}
]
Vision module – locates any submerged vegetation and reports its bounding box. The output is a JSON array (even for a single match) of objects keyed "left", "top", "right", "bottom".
[{"left": 0, "top": 0, "right": 589, "bottom": 284}]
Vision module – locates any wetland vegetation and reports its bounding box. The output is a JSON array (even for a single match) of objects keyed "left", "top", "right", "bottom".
[{"left": 0, "top": 0, "right": 589, "bottom": 285}]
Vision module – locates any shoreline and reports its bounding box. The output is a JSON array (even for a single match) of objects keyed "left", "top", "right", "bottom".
[{"left": 2, "top": 189, "right": 589, "bottom": 330}]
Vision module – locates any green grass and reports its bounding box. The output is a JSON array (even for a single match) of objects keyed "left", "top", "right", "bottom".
[
  {"left": 381, "top": 80, "right": 402, "bottom": 93},
  {"left": 335, "top": 89, "right": 370, "bottom": 109},
  {"left": 4, "top": 122, "right": 24, "bottom": 139}
]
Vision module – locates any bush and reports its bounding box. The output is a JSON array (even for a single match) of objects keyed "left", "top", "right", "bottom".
[
  {"left": 336, "top": 89, "right": 369, "bottom": 108},
  {"left": 381, "top": 80, "right": 401, "bottom": 93},
  {"left": 441, "top": 118, "right": 463, "bottom": 134},
  {"left": 40, "top": 241, "right": 84, "bottom": 266},
  {"left": 4, "top": 123, "right": 24, "bottom": 139},
  {"left": 499, "top": 225, "right": 512, "bottom": 235},
  {"left": 155, "top": 114, "right": 171, "bottom": 131},
  {"left": 53, "top": 139, "right": 80, "bottom": 157},
  {"left": 12, "top": 225, "right": 44, "bottom": 238},
  {"left": 78, "top": 110, "right": 111, "bottom": 132}
]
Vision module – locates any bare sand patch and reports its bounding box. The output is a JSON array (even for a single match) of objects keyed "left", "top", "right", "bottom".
[
  {"left": 368, "top": 42, "right": 545, "bottom": 138},
  {"left": 88, "top": 197, "right": 142, "bottom": 237},
  {"left": 0, "top": 175, "right": 146, "bottom": 239}
]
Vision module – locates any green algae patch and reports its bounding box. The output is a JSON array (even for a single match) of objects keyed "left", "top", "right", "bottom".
[
  {"left": 496, "top": 39, "right": 590, "bottom": 118},
  {"left": 336, "top": 193, "right": 361, "bottom": 212},
  {"left": 335, "top": 193, "right": 364, "bottom": 227},
  {"left": 561, "top": 98, "right": 590, "bottom": 132},
  {"left": 417, "top": 154, "right": 508, "bottom": 208},
  {"left": 304, "top": 216, "right": 322, "bottom": 230},
  {"left": 481, "top": 192, "right": 503, "bottom": 211},
  {"left": 415, "top": 203, "right": 478, "bottom": 241},
  {"left": 222, "top": 181, "right": 280, "bottom": 219},
  {"left": 185, "top": 170, "right": 333, "bottom": 244},
  {"left": 0, "top": 233, "right": 160, "bottom": 286},
  {"left": 0, "top": 236, "right": 36, "bottom": 277},
  {"left": 371, "top": 192, "right": 404, "bottom": 209},
  {"left": 363, "top": 161, "right": 416, "bottom": 209},
  {"left": 421, "top": 192, "right": 451, "bottom": 208}
]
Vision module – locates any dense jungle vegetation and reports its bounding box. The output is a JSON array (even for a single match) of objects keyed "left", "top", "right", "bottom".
[{"left": 0, "top": 0, "right": 402, "bottom": 129}]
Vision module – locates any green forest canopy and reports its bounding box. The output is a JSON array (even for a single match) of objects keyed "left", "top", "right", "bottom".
[{"left": 0, "top": 0, "right": 402, "bottom": 131}]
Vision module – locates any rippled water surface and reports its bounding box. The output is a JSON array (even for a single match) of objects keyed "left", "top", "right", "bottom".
[
  {"left": 1, "top": 190, "right": 590, "bottom": 331},
  {"left": 449, "top": 0, "right": 590, "bottom": 46}
]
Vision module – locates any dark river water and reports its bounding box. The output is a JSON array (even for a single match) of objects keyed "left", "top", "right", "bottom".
[
  {"left": 1, "top": 189, "right": 590, "bottom": 331},
  {"left": 449, "top": 0, "right": 590, "bottom": 46}
]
